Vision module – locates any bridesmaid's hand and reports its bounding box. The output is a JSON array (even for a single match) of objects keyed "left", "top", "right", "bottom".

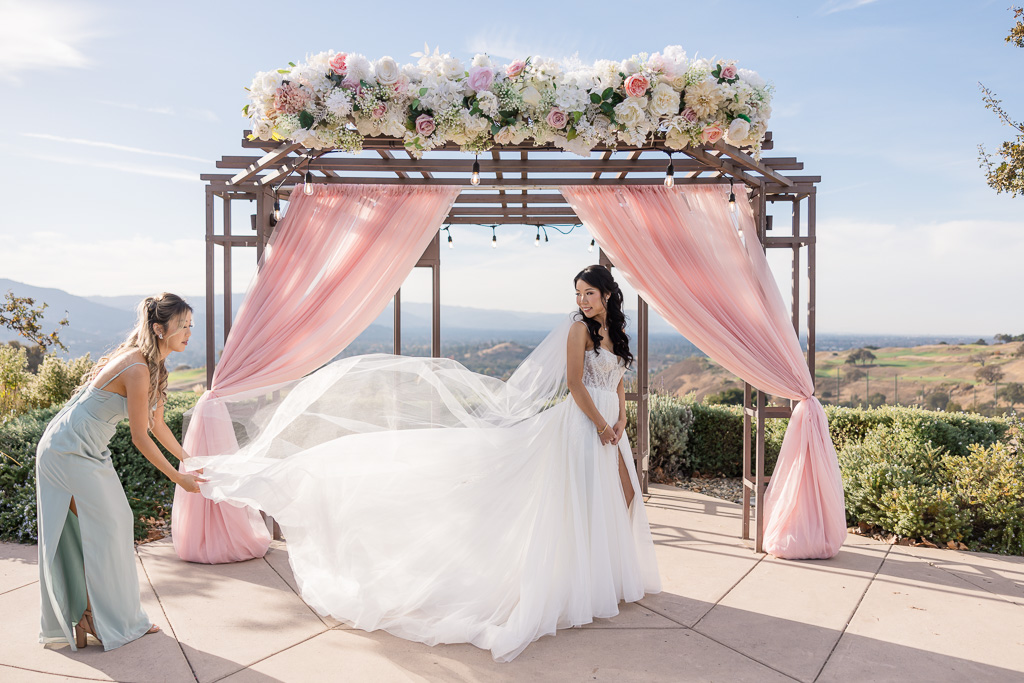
[
  {"left": 175, "top": 472, "right": 208, "bottom": 494},
  {"left": 610, "top": 419, "right": 627, "bottom": 445}
]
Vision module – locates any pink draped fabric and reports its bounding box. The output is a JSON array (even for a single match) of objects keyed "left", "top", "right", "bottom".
[
  {"left": 173, "top": 184, "right": 460, "bottom": 563},
  {"left": 561, "top": 184, "right": 846, "bottom": 559}
]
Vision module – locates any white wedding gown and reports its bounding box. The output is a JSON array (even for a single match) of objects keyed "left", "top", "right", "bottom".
[{"left": 192, "top": 315, "right": 661, "bottom": 661}]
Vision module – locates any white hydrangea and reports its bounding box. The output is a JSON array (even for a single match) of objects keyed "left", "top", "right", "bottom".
[
  {"left": 471, "top": 53, "right": 491, "bottom": 68},
  {"left": 476, "top": 91, "right": 499, "bottom": 118},
  {"left": 554, "top": 83, "right": 590, "bottom": 112},
  {"left": 738, "top": 68, "right": 766, "bottom": 91}
]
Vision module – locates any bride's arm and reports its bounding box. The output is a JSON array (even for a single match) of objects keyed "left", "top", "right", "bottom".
[
  {"left": 566, "top": 322, "right": 615, "bottom": 445},
  {"left": 610, "top": 377, "right": 627, "bottom": 445}
]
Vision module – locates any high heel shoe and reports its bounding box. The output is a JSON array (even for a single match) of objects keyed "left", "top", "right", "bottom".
[{"left": 74, "top": 608, "right": 101, "bottom": 648}]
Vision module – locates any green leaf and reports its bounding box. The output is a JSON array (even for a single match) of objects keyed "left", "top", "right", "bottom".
[
  {"left": 288, "top": 61, "right": 296, "bottom": 67},
  {"left": 419, "top": 87, "right": 428, "bottom": 96},
  {"left": 566, "top": 128, "right": 578, "bottom": 141},
  {"left": 738, "top": 113, "right": 752, "bottom": 123},
  {"left": 298, "top": 110, "right": 314, "bottom": 129},
  {"left": 276, "top": 69, "right": 290, "bottom": 74},
  {"left": 412, "top": 99, "right": 421, "bottom": 110},
  {"left": 572, "top": 111, "right": 583, "bottom": 123},
  {"left": 600, "top": 102, "right": 614, "bottom": 116},
  {"left": 491, "top": 122, "right": 501, "bottom": 135},
  {"left": 242, "top": 104, "right": 250, "bottom": 115},
  {"left": 602, "top": 87, "right": 614, "bottom": 100},
  {"left": 590, "top": 92, "right": 602, "bottom": 104}
]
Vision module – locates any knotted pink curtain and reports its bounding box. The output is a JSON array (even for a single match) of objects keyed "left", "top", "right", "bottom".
[
  {"left": 173, "top": 184, "right": 460, "bottom": 563},
  {"left": 561, "top": 184, "right": 846, "bottom": 559}
]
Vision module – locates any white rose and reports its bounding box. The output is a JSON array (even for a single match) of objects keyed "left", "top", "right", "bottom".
[
  {"left": 374, "top": 56, "right": 400, "bottom": 85},
  {"left": 520, "top": 84, "right": 542, "bottom": 107},
  {"left": 494, "top": 126, "right": 516, "bottom": 145},
  {"left": 464, "top": 111, "right": 490, "bottom": 136},
  {"left": 613, "top": 96, "right": 648, "bottom": 127},
  {"left": 648, "top": 82, "right": 681, "bottom": 118},
  {"left": 725, "top": 118, "right": 751, "bottom": 145},
  {"left": 381, "top": 115, "right": 407, "bottom": 138},
  {"left": 442, "top": 55, "right": 464, "bottom": 80},
  {"left": 471, "top": 53, "right": 491, "bottom": 68},
  {"left": 620, "top": 58, "right": 641, "bottom": 75}
]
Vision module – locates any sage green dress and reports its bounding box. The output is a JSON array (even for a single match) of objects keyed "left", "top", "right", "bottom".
[{"left": 36, "top": 363, "right": 153, "bottom": 651}]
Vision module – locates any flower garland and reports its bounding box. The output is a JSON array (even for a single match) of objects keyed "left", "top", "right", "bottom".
[{"left": 245, "top": 46, "right": 773, "bottom": 158}]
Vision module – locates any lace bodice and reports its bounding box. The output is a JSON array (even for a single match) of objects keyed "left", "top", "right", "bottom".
[{"left": 582, "top": 348, "right": 626, "bottom": 392}]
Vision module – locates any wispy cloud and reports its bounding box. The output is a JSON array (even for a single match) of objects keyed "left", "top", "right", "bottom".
[
  {"left": 95, "top": 100, "right": 220, "bottom": 123},
  {"left": 464, "top": 29, "right": 572, "bottom": 61},
  {"left": 27, "top": 153, "right": 200, "bottom": 182},
  {"left": 0, "top": 0, "right": 101, "bottom": 83},
  {"left": 23, "top": 133, "right": 209, "bottom": 163},
  {"left": 820, "top": 0, "right": 884, "bottom": 15}
]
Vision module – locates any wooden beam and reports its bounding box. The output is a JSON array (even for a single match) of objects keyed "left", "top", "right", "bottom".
[
  {"left": 229, "top": 142, "right": 302, "bottom": 184},
  {"left": 713, "top": 140, "right": 794, "bottom": 187},
  {"left": 376, "top": 150, "right": 409, "bottom": 179}
]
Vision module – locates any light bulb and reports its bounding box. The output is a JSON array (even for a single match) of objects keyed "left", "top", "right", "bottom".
[
  {"left": 447, "top": 233, "right": 454, "bottom": 249},
  {"left": 535, "top": 230, "right": 541, "bottom": 247},
  {"left": 471, "top": 158, "right": 480, "bottom": 186},
  {"left": 588, "top": 239, "right": 595, "bottom": 253},
  {"left": 491, "top": 235, "right": 497, "bottom": 248},
  {"left": 729, "top": 192, "right": 736, "bottom": 213},
  {"left": 664, "top": 160, "right": 675, "bottom": 188},
  {"left": 273, "top": 200, "right": 281, "bottom": 222},
  {"left": 303, "top": 171, "right": 314, "bottom": 196}
]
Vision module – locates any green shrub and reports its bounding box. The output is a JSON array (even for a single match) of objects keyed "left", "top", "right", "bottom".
[
  {"left": 945, "top": 437, "right": 1024, "bottom": 555},
  {"left": 627, "top": 394, "right": 693, "bottom": 478},
  {"left": 25, "top": 354, "right": 93, "bottom": 410},
  {"left": 0, "top": 345, "right": 31, "bottom": 420},
  {"left": 0, "top": 391, "right": 201, "bottom": 543}
]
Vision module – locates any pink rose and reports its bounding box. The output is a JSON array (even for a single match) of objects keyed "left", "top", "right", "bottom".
[
  {"left": 467, "top": 66, "right": 494, "bottom": 92},
  {"left": 680, "top": 107, "right": 698, "bottom": 123},
  {"left": 647, "top": 53, "right": 676, "bottom": 79},
  {"left": 623, "top": 73, "right": 650, "bottom": 98},
  {"left": 721, "top": 64, "right": 737, "bottom": 80},
  {"left": 546, "top": 107, "right": 568, "bottom": 129},
  {"left": 701, "top": 123, "right": 725, "bottom": 144},
  {"left": 329, "top": 53, "right": 348, "bottom": 75},
  {"left": 415, "top": 114, "right": 436, "bottom": 136},
  {"left": 506, "top": 60, "right": 526, "bottom": 78},
  {"left": 372, "top": 103, "right": 387, "bottom": 119}
]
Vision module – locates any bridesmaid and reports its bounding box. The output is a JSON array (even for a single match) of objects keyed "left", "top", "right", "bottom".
[{"left": 36, "top": 293, "right": 206, "bottom": 651}]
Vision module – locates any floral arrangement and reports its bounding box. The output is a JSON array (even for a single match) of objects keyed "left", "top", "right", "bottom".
[{"left": 245, "top": 45, "right": 773, "bottom": 158}]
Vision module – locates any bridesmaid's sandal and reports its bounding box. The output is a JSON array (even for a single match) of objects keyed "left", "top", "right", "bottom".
[
  {"left": 74, "top": 609, "right": 101, "bottom": 648},
  {"left": 146, "top": 624, "right": 160, "bottom": 634}
]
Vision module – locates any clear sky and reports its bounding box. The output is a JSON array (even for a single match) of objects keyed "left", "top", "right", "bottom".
[{"left": 0, "top": 0, "right": 1021, "bottom": 336}]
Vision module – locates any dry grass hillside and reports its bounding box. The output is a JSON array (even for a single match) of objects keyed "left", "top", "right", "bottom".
[{"left": 654, "top": 342, "right": 1024, "bottom": 410}]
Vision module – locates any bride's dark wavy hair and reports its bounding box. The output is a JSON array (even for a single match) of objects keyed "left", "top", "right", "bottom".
[{"left": 574, "top": 265, "right": 633, "bottom": 369}]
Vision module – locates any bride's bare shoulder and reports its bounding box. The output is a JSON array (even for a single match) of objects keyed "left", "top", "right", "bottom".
[{"left": 568, "top": 320, "right": 590, "bottom": 347}]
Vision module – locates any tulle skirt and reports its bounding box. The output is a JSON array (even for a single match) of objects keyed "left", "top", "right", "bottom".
[{"left": 196, "top": 359, "right": 661, "bottom": 661}]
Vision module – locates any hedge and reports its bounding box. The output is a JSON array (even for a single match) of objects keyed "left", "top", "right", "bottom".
[{"left": 0, "top": 392, "right": 200, "bottom": 543}]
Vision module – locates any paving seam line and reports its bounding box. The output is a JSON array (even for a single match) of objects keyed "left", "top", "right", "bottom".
[
  {"left": 206, "top": 628, "right": 331, "bottom": 683},
  {"left": 686, "top": 626, "right": 803, "bottom": 682},
  {"left": 262, "top": 554, "right": 337, "bottom": 627},
  {"left": 0, "top": 661, "right": 111, "bottom": 681},
  {"left": 690, "top": 551, "right": 767, "bottom": 629},
  {"left": 0, "top": 579, "right": 38, "bottom": 597},
  {"left": 135, "top": 547, "right": 200, "bottom": 683},
  {"left": 811, "top": 544, "right": 892, "bottom": 683}
]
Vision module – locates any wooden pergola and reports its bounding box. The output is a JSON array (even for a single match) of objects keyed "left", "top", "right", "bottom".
[{"left": 200, "top": 132, "right": 820, "bottom": 553}]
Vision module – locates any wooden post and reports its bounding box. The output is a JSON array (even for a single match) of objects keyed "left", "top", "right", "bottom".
[
  {"left": 223, "top": 197, "right": 233, "bottom": 344},
  {"left": 807, "top": 192, "right": 817, "bottom": 386},
  {"left": 393, "top": 289, "right": 401, "bottom": 355},
  {"left": 637, "top": 294, "right": 650, "bottom": 494},
  {"left": 755, "top": 389, "right": 766, "bottom": 553},
  {"left": 205, "top": 187, "right": 216, "bottom": 389},
  {"left": 742, "top": 382, "right": 752, "bottom": 540}
]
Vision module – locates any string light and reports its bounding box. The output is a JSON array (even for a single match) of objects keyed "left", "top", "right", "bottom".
[
  {"left": 272, "top": 199, "right": 281, "bottom": 222},
  {"left": 588, "top": 238, "right": 595, "bottom": 253},
  {"left": 303, "top": 171, "right": 314, "bottom": 196},
  {"left": 471, "top": 154, "right": 481, "bottom": 186},
  {"left": 728, "top": 179, "right": 736, "bottom": 213},
  {"left": 664, "top": 152, "right": 675, "bottom": 188},
  {"left": 443, "top": 225, "right": 453, "bottom": 249},
  {"left": 535, "top": 228, "right": 541, "bottom": 247},
  {"left": 491, "top": 225, "right": 497, "bottom": 248}
]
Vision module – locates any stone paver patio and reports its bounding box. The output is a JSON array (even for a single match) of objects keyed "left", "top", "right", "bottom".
[{"left": 1, "top": 484, "right": 1021, "bottom": 682}]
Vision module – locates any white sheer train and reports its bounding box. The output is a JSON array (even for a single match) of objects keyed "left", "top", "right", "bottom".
[{"left": 189, "top": 314, "right": 661, "bottom": 661}]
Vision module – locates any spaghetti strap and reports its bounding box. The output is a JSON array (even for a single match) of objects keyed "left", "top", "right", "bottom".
[{"left": 99, "top": 363, "right": 147, "bottom": 390}]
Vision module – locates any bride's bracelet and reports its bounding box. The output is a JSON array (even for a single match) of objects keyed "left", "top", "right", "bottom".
[{"left": 596, "top": 423, "right": 610, "bottom": 436}]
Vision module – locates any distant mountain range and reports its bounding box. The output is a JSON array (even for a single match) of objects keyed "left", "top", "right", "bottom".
[{"left": 1, "top": 279, "right": 989, "bottom": 366}]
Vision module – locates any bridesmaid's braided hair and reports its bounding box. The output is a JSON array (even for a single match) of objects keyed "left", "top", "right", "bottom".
[
  {"left": 574, "top": 265, "right": 633, "bottom": 369},
  {"left": 88, "top": 293, "right": 192, "bottom": 427}
]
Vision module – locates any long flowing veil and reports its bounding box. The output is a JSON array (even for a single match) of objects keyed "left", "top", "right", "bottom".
[{"left": 185, "top": 312, "right": 578, "bottom": 487}]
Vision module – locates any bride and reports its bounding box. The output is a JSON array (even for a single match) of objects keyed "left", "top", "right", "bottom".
[{"left": 191, "top": 265, "right": 661, "bottom": 661}]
